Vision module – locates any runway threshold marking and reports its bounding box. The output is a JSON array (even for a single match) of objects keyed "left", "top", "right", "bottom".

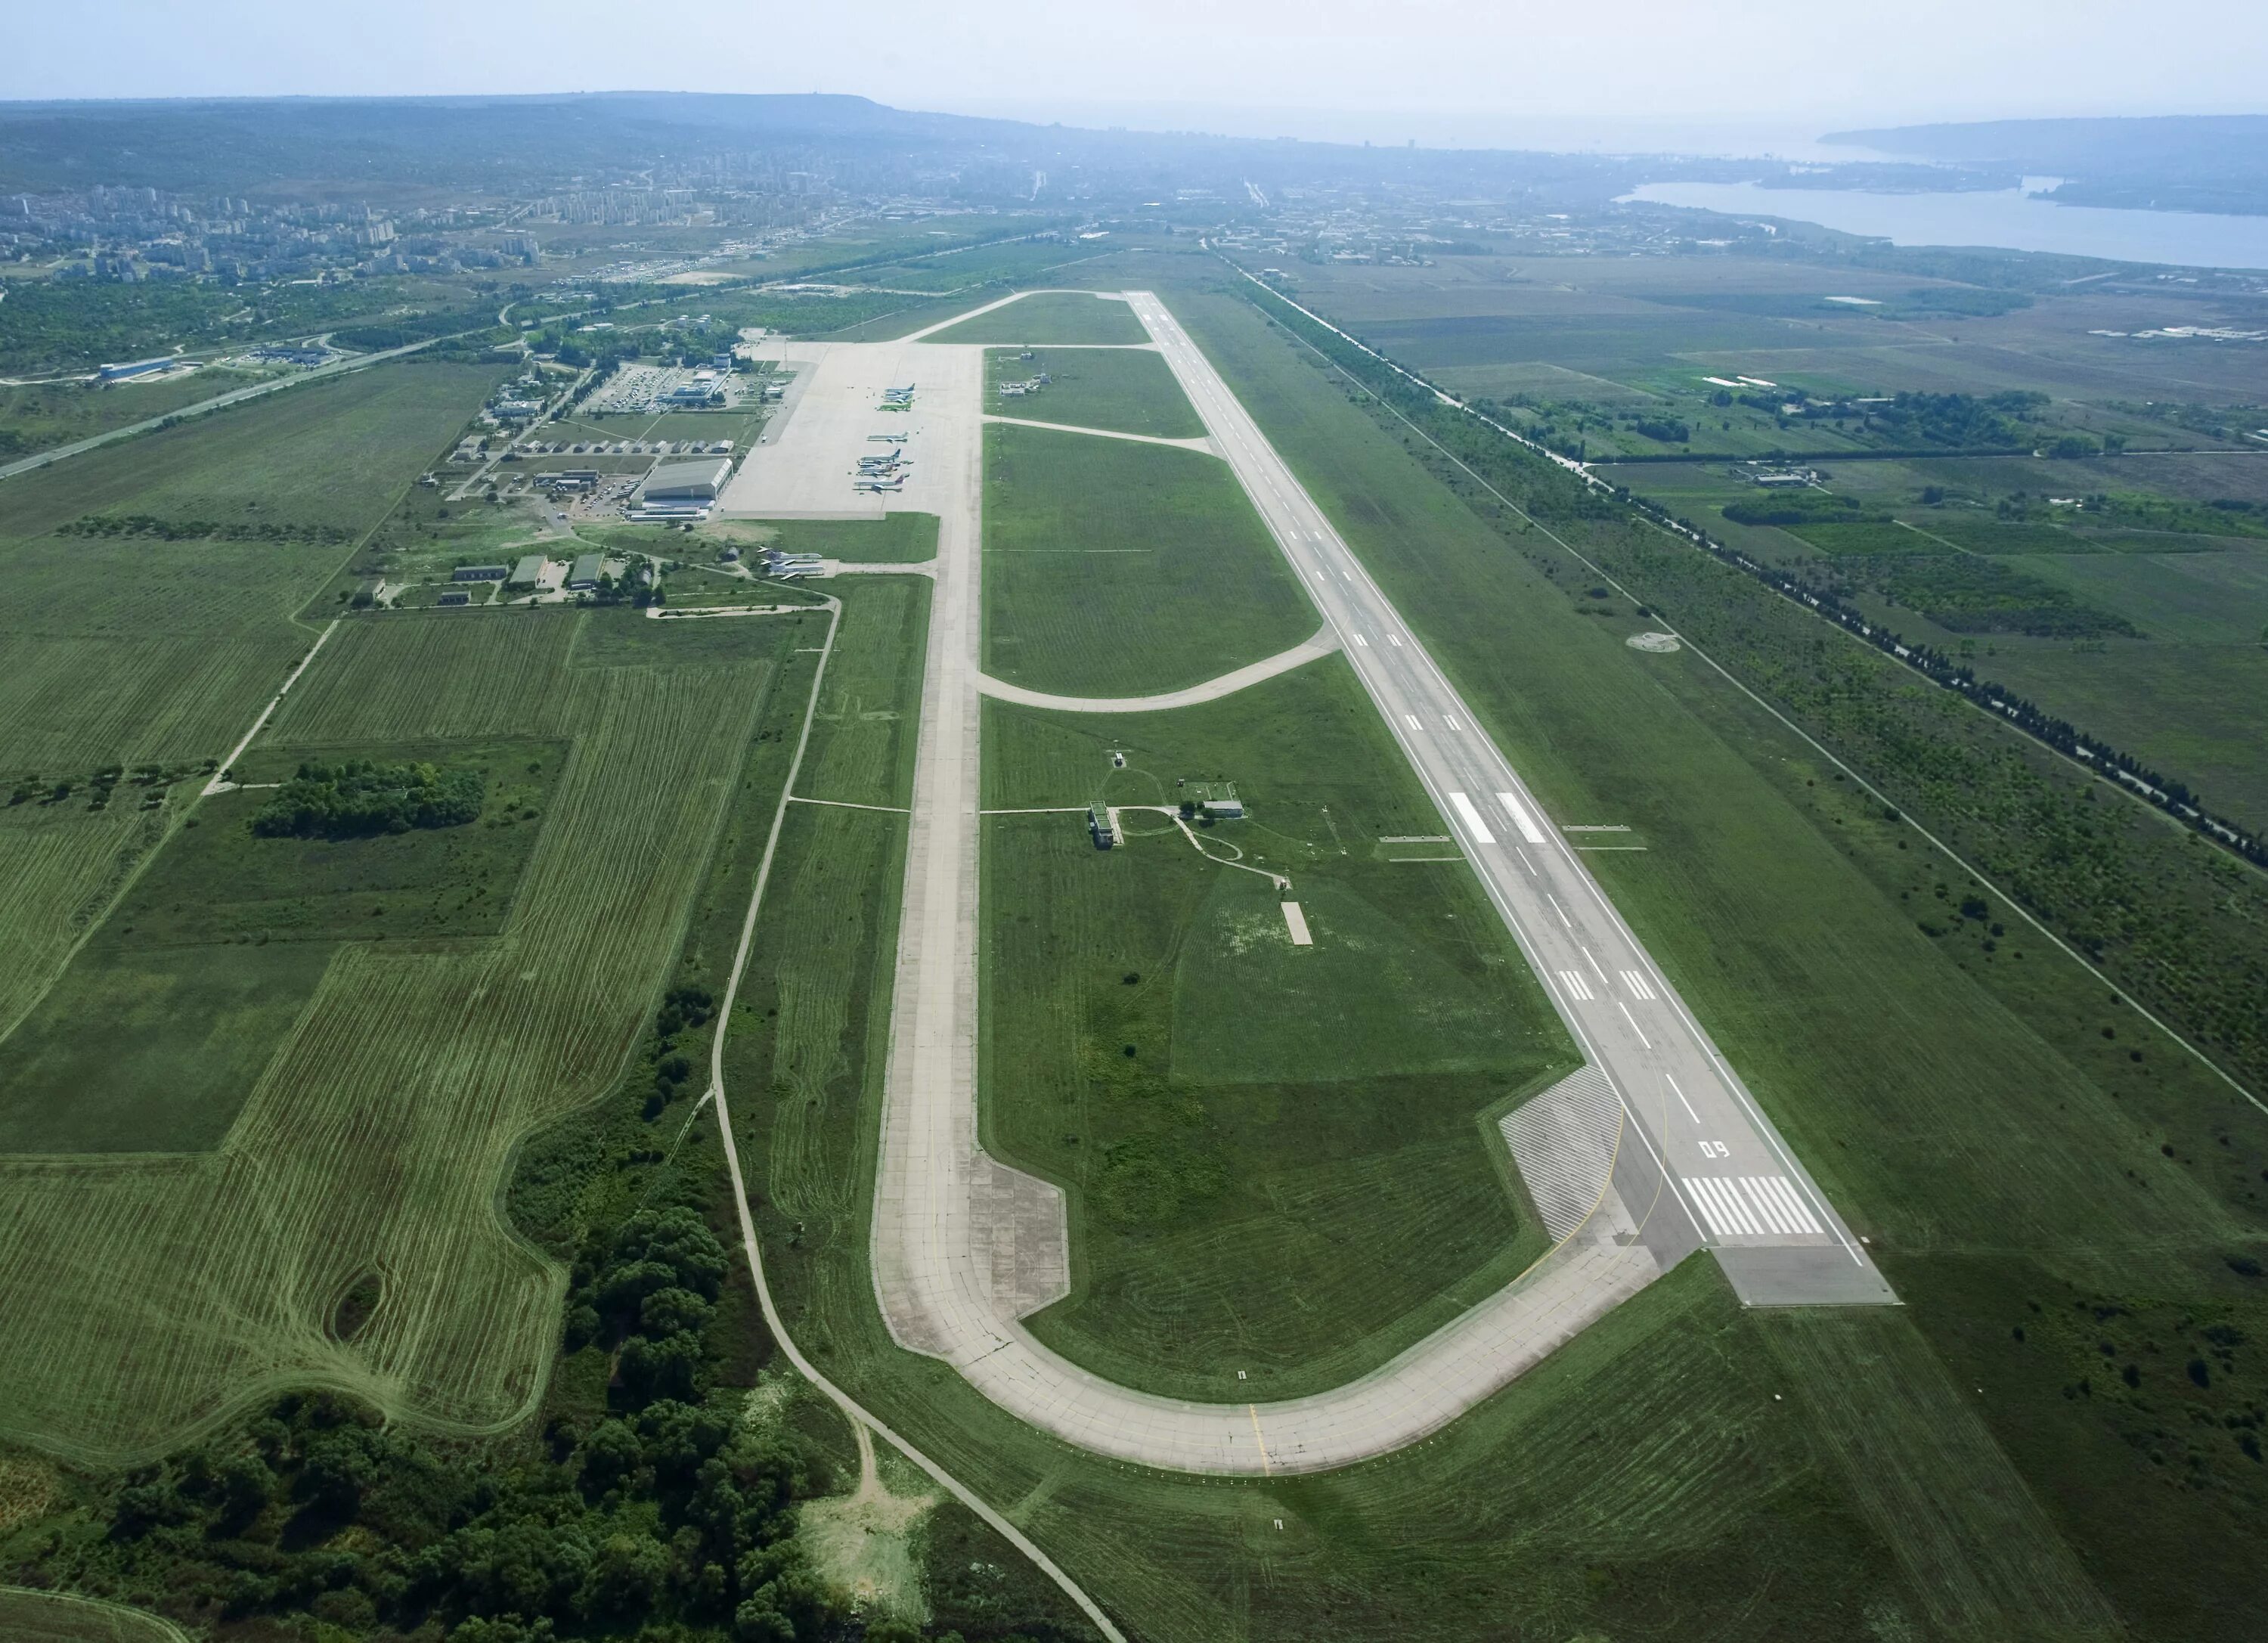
[
  {"left": 1620, "top": 970, "right": 1657, "bottom": 999},
  {"left": 1684, "top": 1175, "right": 1824, "bottom": 1238},
  {"left": 1448, "top": 791, "right": 1496, "bottom": 845},
  {"left": 1557, "top": 969, "right": 1594, "bottom": 1000}
]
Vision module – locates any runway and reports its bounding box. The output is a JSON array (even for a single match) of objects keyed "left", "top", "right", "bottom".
[
  {"left": 1123, "top": 290, "right": 1895, "bottom": 1310},
  {"left": 856, "top": 286, "right": 1888, "bottom": 1480}
]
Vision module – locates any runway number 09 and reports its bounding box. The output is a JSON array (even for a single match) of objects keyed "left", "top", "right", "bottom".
[{"left": 1697, "top": 1140, "right": 1730, "bottom": 1159}]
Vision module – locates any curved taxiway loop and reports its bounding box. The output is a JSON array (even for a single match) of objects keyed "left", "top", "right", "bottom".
[
  {"left": 827, "top": 286, "right": 1892, "bottom": 1478},
  {"left": 976, "top": 625, "right": 1340, "bottom": 715}
]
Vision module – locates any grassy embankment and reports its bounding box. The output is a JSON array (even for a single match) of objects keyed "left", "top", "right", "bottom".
[
  {"left": 982, "top": 421, "right": 1314, "bottom": 696},
  {"left": 984, "top": 345, "right": 1204, "bottom": 440},
  {"left": 983, "top": 660, "right": 1571, "bottom": 1399},
  {"left": 1182, "top": 269, "right": 2268, "bottom": 1639}
]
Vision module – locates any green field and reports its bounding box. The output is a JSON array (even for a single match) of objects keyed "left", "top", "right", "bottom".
[
  {"left": 1790, "top": 519, "right": 1951, "bottom": 555},
  {"left": 982, "top": 422, "right": 1315, "bottom": 695},
  {"left": 700, "top": 512, "right": 940, "bottom": 564},
  {"left": 0, "top": 361, "right": 497, "bottom": 772},
  {"left": 0, "top": 604, "right": 812, "bottom": 1463},
  {"left": 0, "top": 369, "right": 265, "bottom": 459},
  {"left": 981, "top": 660, "right": 1570, "bottom": 1397},
  {"left": 1176, "top": 270, "right": 2268, "bottom": 1635},
  {"left": 925, "top": 290, "right": 1150, "bottom": 346},
  {"left": 984, "top": 344, "right": 1204, "bottom": 439},
  {"left": 0, "top": 1589, "right": 187, "bottom": 1643}
]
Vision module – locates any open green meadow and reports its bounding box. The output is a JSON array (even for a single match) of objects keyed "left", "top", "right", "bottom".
[
  {"left": 984, "top": 344, "right": 1204, "bottom": 439},
  {"left": 980, "top": 660, "right": 1570, "bottom": 1398},
  {"left": 1165, "top": 268, "right": 2268, "bottom": 1636},
  {"left": 0, "top": 369, "right": 265, "bottom": 458},
  {"left": 0, "top": 602, "right": 815, "bottom": 1464},
  {"left": 982, "top": 421, "right": 1314, "bottom": 695},
  {"left": 695, "top": 512, "right": 940, "bottom": 565},
  {"left": 0, "top": 361, "right": 497, "bottom": 772},
  {"left": 925, "top": 290, "right": 1150, "bottom": 346},
  {"left": 0, "top": 1588, "right": 187, "bottom": 1643}
]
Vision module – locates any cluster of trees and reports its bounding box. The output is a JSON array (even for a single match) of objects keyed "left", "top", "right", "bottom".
[
  {"left": 252, "top": 758, "right": 483, "bottom": 839},
  {"left": 59, "top": 512, "right": 353, "bottom": 544},
  {"left": 13, "top": 1209, "right": 846, "bottom": 1641},
  {"left": 1870, "top": 389, "right": 2046, "bottom": 448},
  {"left": 1722, "top": 490, "right": 1880, "bottom": 528}
]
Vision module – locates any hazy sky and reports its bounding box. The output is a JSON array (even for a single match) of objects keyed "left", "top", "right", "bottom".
[{"left": 10, "top": 0, "right": 2264, "bottom": 147}]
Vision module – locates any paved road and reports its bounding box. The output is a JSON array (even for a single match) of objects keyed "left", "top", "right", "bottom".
[
  {"left": 977, "top": 626, "right": 1338, "bottom": 714},
  {"left": 1124, "top": 290, "right": 1895, "bottom": 1308},
  {"left": 981, "top": 414, "right": 1215, "bottom": 454}
]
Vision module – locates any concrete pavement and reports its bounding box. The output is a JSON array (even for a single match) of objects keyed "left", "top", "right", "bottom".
[
  {"left": 1124, "top": 290, "right": 1894, "bottom": 1310},
  {"left": 976, "top": 626, "right": 1338, "bottom": 714}
]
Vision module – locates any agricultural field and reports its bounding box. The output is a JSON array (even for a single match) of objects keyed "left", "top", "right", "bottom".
[
  {"left": 0, "top": 1588, "right": 188, "bottom": 1643},
  {"left": 1162, "top": 270, "right": 2268, "bottom": 1637},
  {"left": 0, "top": 361, "right": 500, "bottom": 772},
  {"left": 925, "top": 290, "right": 1151, "bottom": 346},
  {"left": 981, "top": 421, "right": 1315, "bottom": 695},
  {"left": 0, "top": 604, "right": 809, "bottom": 1464},
  {"left": 983, "top": 344, "right": 1204, "bottom": 439},
  {"left": 981, "top": 660, "right": 1572, "bottom": 1397},
  {"left": 0, "top": 368, "right": 266, "bottom": 460}
]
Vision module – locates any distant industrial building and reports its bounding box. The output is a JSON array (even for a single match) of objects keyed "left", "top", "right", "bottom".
[
  {"left": 509, "top": 554, "right": 553, "bottom": 588},
  {"left": 567, "top": 553, "right": 605, "bottom": 590},
  {"left": 437, "top": 590, "right": 470, "bottom": 606},
  {"left": 1184, "top": 781, "right": 1244, "bottom": 820},
  {"left": 452, "top": 564, "right": 510, "bottom": 582},
  {"left": 98, "top": 357, "right": 173, "bottom": 382},
  {"left": 1088, "top": 803, "right": 1117, "bottom": 848},
  {"left": 252, "top": 345, "right": 330, "bottom": 367}
]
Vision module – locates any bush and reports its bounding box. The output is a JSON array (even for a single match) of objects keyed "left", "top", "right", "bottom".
[{"left": 252, "top": 758, "right": 483, "bottom": 839}]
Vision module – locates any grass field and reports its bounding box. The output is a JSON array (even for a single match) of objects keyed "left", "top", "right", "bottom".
[
  {"left": 984, "top": 345, "right": 1204, "bottom": 439},
  {"left": 0, "top": 1588, "right": 187, "bottom": 1643},
  {"left": 981, "top": 659, "right": 1570, "bottom": 1397},
  {"left": 1168, "top": 269, "right": 2268, "bottom": 1635},
  {"left": 0, "top": 362, "right": 496, "bottom": 772},
  {"left": 926, "top": 290, "right": 1151, "bottom": 346},
  {"left": 982, "top": 422, "right": 1315, "bottom": 696},
  {"left": 0, "top": 605, "right": 812, "bottom": 1464},
  {"left": 696, "top": 513, "right": 940, "bottom": 564},
  {"left": 0, "top": 369, "right": 264, "bottom": 458}
]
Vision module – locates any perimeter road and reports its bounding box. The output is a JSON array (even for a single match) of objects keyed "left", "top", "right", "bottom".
[{"left": 1123, "top": 289, "right": 1893, "bottom": 1308}]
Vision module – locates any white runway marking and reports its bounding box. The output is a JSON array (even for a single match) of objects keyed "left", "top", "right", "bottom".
[
  {"left": 1445, "top": 715, "right": 1461, "bottom": 731},
  {"left": 1620, "top": 970, "right": 1656, "bottom": 1000},
  {"left": 1448, "top": 791, "right": 1497, "bottom": 845},
  {"left": 1684, "top": 1176, "right": 1823, "bottom": 1238},
  {"left": 1546, "top": 893, "right": 1572, "bottom": 929},
  {"left": 1495, "top": 790, "right": 1549, "bottom": 845},
  {"left": 1665, "top": 1072, "right": 1700, "bottom": 1123},
  {"left": 1387, "top": 633, "right": 1403, "bottom": 646},
  {"left": 1353, "top": 632, "right": 1368, "bottom": 647},
  {"left": 1616, "top": 999, "right": 1652, "bottom": 1049},
  {"left": 1582, "top": 948, "right": 1608, "bottom": 984},
  {"left": 1280, "top": 902, "right": 1313, "bottom": 946},
  {"left": 1557, "top": 969, "right": 1594, "bottom": 1001},
  {"left": 1514, "top": 846, "right": 1538, "bottom": 876},
  {"left": 1405, "top": 714, "right": 1421, "bottom": 730}
]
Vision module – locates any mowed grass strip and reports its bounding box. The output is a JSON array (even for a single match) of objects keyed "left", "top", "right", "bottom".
[
  {"left": 985, "top": 346, "right": 1204, "bottom": 439},
  {"left": 0, "top": 613, "right": 802, "bottom": 1464},
  {"left": 982, "top": 661, "right": 1572, "bottom": 1398},
  {"left": 981, "top": 422, "right": 1314, "bottom": 696},
  {"left": 925, "top": 290, "right": 1149, "bottom": 346}
]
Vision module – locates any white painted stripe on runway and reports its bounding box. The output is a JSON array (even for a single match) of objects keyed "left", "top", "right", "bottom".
[
  {"left": 1758, "top": 1174, "right": 1824, "bottom": 1234},
  {"left": 1688, "top": 1177, "right": 1761, "bottom": 1237},
  {"left": 1546, "top": 893, "right": 1571, "bottom": 929},
  {"left": 1683, "top": 1178, "right": 1734, "bottom": 1238},
  {"left": 1665, "top": 1072, "right": 1700, "bottom": 1123},
  {"left": 1711, "top": 1178, "right": 1765, "bottom": 1236},
  {"left": 1620, "top": 969, "right": 1656, "bottom": 1000},
  {"left": 1582, "top": 948, "right": 1608, "bottom": 984},
  {"left": 1445, "top": 715, "right": 1461, "bottom": 731},
  {"left": 1557, "top": 969, "right": 1593, "bottom": 1000},
  {"left": 1495, "top": 790, "right": 1548, "bottom": 845},
  {"left": 1514, "top": 845, "right": 1538, "bottom": 876},
  {"left": 1615, "top": 999, "right": 1652, "bottom": 1049},
  {"left": 1387, "top": 633, "right": 1403, "bottom": 646},
  {"left": 1280, "top": 902, "right": 1312, "bottom": 946},
  {"left": 1353, "top": 632, "right": 1368, "bottom": 646},
  {"left": 1448, "top": 791, "right": 1496, "bottom": 845},
  {"left": 1405, "top": 714, "right": 1421, "bottom": 730},
  {"left": 1738, "top": 1177, "right": 1796, "bottom": 1234}
]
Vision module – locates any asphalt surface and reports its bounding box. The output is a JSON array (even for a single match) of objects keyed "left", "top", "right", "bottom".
[{"left": 1124, "top": 290, "right": 1895, "bottom": 1309}]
